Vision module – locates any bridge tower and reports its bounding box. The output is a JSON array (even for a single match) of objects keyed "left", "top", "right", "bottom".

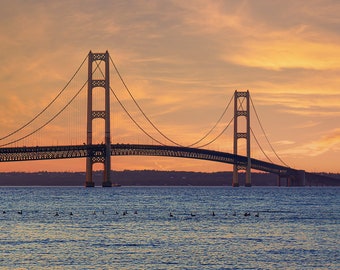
[
  {"left": 85, "top": 51, "right": 112, "bottom": 187},
  {"left": 232, "top": 90, "right": 251, "bottom": 187}
]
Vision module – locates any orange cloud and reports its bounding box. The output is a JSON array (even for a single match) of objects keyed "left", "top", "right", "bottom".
[
  {"left": 0, "top": 0, "right": 339, "bottom": 173},
  {"left": 225, "top": 39, "right": 340, "bottom": 71},
  {"left": 280, "top": 128, "right": 340, "bottom": 158}
]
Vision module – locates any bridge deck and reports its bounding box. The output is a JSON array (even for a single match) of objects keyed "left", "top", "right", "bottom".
[{"left": 0, "top": 144, "right": 295, "bottom": 175}]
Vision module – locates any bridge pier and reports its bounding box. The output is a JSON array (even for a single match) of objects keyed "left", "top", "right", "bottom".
[
  {"left": 277, "top": 175, "right": 281, "bottom": 187},
  {"left": 277, "top": 175, "right": 288, "bottom": 187},
  {"left": 291, "top": 170, "right": 306, "bottom": 186},
  {"left": 85, "top": 159, "right": 95, "bottom": 187},
  {"left": 102, "top": 165, "right": 112, "bottom": 187},
  {"left": 232, "top": 168, "right": 239, "bottom": 187},
  {"left": 85, "top": 180, "right": 95, "bottom": 187},
  {"left": 277, "top": 170, "right": 306, "bottom": 187}
]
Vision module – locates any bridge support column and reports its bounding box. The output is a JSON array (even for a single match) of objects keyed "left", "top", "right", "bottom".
[
  {"left": 297, "top": 170, "right": 306, "bottom": 186},
  {"left": 232, "top": 90, "right": 251, "bottom": 187},
  {"left": 290, "top": 170, "right": 306, "bottom": 186},
  {"left": 278, "top": 170, "right": 306, "bottom": 187},
  {"left": 85, "top": 158, "right": 95, "bottom": 187},
  {"left": 85, "top": 51, "right": 112, "bottom": 187},
  {"left": 232, "top": 167, "right": 239, "bottom": 187},
  {"left": 277, "top": 174, "right": 287, "bottom": 187}
]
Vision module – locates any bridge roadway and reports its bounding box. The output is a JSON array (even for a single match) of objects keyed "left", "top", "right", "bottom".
[{"left": 0, "top": 143, "right": 297, "bottom": 176}]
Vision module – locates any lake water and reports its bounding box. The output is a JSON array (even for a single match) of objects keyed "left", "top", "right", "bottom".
[{"left": 0, "top": 186, "right": 339, "bottom": 269}]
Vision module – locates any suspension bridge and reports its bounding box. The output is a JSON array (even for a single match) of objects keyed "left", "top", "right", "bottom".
[{"left": 0, "top": 51, "right": 306, "bottom": 187}]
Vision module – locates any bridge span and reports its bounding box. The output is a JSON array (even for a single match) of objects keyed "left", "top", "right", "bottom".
[
  {"left": 0, "top": 143, "right": 305, "bottom": 186},
  {"left": 0, "top": 52, "right": 307, "bottom": 187}
]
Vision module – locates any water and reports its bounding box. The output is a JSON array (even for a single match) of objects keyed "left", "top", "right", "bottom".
[{"left": 0, "top": 186, "right": 339, "bottom": 269}]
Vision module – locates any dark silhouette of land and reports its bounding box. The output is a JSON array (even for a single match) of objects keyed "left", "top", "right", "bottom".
[{"left": 0, "top": 170, "right": 338, "bottom": 186}]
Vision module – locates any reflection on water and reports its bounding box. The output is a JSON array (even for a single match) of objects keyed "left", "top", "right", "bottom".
[{"left": 0, "top": 186, "right": 339, "bottom": 269}]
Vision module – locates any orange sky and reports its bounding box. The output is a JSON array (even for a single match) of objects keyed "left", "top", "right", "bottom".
[{"left": 0, "top": 0, "right": 339, "bottom": 173}]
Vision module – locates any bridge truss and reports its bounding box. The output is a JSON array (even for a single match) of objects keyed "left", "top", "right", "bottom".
[{"left": 0, "top": 144, "right": 303, "bottom": 184}]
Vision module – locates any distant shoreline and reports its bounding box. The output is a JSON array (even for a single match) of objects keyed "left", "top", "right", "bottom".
[{"left": 0, "top": 170, "right": 339, "bottom": 186}]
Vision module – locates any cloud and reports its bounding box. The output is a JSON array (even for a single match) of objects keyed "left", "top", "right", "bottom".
[
  {"left": 177, "top": 1, "right": 340, "bottom": 71},
  {"left": 0, "top": 0, "right": 340, "bottom": 172},
  {"left": 275, "top": 140, "right": 295, "bottom": 146},
  {"left": 280, "top": 128, "right": 340, "bottom": 157},
  {"left": 251, "top": 88, "right": 340, "bottom": 117},
  {"left": 224, "top": 39, "right": 340, "bottom": 71}
]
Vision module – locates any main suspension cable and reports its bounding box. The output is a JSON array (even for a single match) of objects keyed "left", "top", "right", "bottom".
[
  {"left": 0, "top": 54, "right": 88, "bottom": 141},
  {"left": 187, "top": 94, "right": 234, "bottom": 147},
  {"left": 110, "top": 87, "right": 166, "bottom": 146},
  {"left": 109, "top": 55, "right": 234, "bottom": 147},
  {"left": 250, "top": 127, "right": 274, "bottom": 163},
  {"left": 94, "top": 62, "right": 168, "bottom": 145},
  {"left": 109, "top": 56, "right": 182, "bottom": 146},
  {"left": 250, "top": 96, "right": 290, "bottom": 167},
  {"left": 195, "top": 116, "right": 234, "bottom": 149},
  {"left": 0, "top": 80, "right": 87, "bottom": 147},
  {"left": 0, "top": 61, "right": 103, "bottom": 147}
]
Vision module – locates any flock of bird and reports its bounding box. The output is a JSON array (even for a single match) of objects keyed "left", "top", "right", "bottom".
[{"left": 2, "top": 209, "right": 260, "bottom": 218}]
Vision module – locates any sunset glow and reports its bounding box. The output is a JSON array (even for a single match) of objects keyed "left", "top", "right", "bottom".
[{"left": 0, "top": 0, "right": 339, "bottom": 173}]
